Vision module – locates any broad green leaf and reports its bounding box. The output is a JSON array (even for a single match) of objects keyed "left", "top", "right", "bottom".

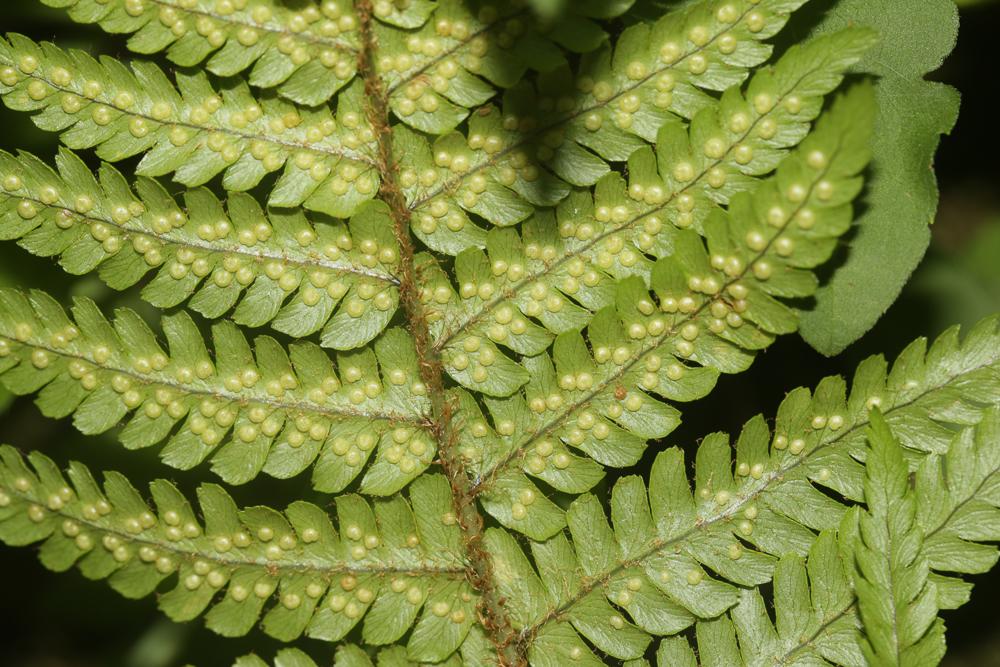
[{"left": 797, "top": 0, "right": 961, "bottom": 354}]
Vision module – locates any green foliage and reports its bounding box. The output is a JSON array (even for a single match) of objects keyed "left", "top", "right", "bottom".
[
  {"left": 4, "top": 318, "right": 1000, "bottom": 664},
  {"left": 42, "top": 0, "right": 362, "bottom": 106},
  {"left": 0, "top": 33, "right": 382, "bottom": 217},
  {"left": 0, "top": 149, "right": 402, "bottom": 347},
  {"left": 797, "top": 0, "right": 961, "bottom": 355},
  {"left": 0, "top": 288, "right": 436, "bottom": 491},
  {"left": 480, "top": 319, "right": 1000, "bottom": 664},
  {"left": 0, "top": 445, "right": 472, "bottom": 651},
  {"left": 234, "top": 648, "right": 322, "bottom": 667},
  {"left": 0, "top": 0, "right": 989, "bottom": 665},
  {"left": 456, "top": 83, "right": 877, "bottom": 539},
  {"left": 853, "top": 411, "right": 946, "bottom": 665}
]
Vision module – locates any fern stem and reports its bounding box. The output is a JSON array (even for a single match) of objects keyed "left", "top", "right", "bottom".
[{"left": 354, "top": 3, "right": 521, "bottom": 664}]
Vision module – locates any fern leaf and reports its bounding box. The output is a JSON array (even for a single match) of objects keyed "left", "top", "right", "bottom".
[
  {"left": 639, "top": 538, "right": 860, "bottom": 667},
  {"left": 42, "top": 0, "right": 631, "bottom": 114},
  {"left": 731, "top": 530, "right": 861, "bottom": 666},
  {"left": 422, "top": 26, "right": 875, "bottom": 355},
  {"left": 0, "top": 1, "right": 981, "bottom": 662},
  {"left": 853, "top": 410, "right": 947, "bottom": 666},
  {"left": 404, "top": 0, "right": 845, "bottom": 236},
  {"left": 41, "top": 0, "right": 362, "bottom": 106},
  {"left": 458, "top": 82, "right": 875, "bottom": 537},
  {"left": 258, "top": 644, "right": 467, "bottom": 667},
  {"left": 640, "top": 531, "right": 861, "bottom": 667},
  {"left": 479, "top": 316, "right": 1000, "bottom": 659},
  {"left": 377, "top": 2, "right": 534, "bottom": 135},
  {"left": 333, "top": 642, "right": 469, "bottom": 667},
  {"left": 0, "top": 34, "right": 380, "bottom": 217},
  {"left": 0, "top": 288, "right": 437, "bottom": 492},
  {"left": 334, "top": 645, "right": 372, "bottom": 667},
  {"left": 644, "top": 407, "right": 1000, "bottom": 667},
  {"left": 917, "top": 405, "right": 1000, "bottom": 607},
  {"left": 375, "top": 0, "right": 640, "bottom": 135},
  {"left": 0, "top": 445, "right": 471, "bottom": 644},
  {"left": 0, "top": 148, "right": 401, "bottom": 347}
]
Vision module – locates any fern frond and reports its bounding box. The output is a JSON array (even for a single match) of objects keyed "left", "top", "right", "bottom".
[
  {"left": 41, "top": 0, "right": 362, "bottom": 106},
  {"left": 476, "top": 316, "right": 1000, "bottom": 660},
  {"left": 0, "top": 0, "right": 981, "bottom": 662},
  {"left": 0, "top": 289, "right": 437, "bottom": 492},
  {"left": 329, "top": 642, "right": 472, "bottom": 667},
  {"left": 418, "top": 25, "right": 874, "bottom": 353},
  {"left": 455, "top": 82, "right": 874, "bottom": 536},
  {"left": 376, "top": 0, "right": 639, "bottom": 135},
  {"left": 642, "top": 407, "right": 1000, "bottom": 667},
  {"left": 403, "top": 0, "right": 843, "bottom": 236},
  {"left": 0, "top": 445, "right": 473, "bottom": 645},
  {"left": 852, "top": 410, "right": 947, "bottom": 665},
  {"left": 0, "top": 34, "right": 380, "bottom": 217},
  {"left": 378, "top": 2, "right": 532, "bottom": 135},
  {"left": 43, "top": 0, "right": 635, "bottom": 117},
  {"left": 237, "top": 645, "right": 467, "bottom": 667},
  {"left": 43, "top": 0, "right": 629, "bottom": 121},
  {"left": 917, "top": 403, "right": 1000, "bottom": 607},
  {"left": 0, "top": 149, "right": 400, "bottom": 347},
  {"left": 640, "top": 530, "right": 862, "bottom": 667}
]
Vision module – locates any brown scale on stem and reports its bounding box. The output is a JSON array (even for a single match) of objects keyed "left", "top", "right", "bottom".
[{"left": 354, "top": 2, "right": 522, "bottom": 665}]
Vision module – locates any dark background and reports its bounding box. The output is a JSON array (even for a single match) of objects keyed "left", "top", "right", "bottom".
[{"left": 0, "top": 1, "right": 998, "bottom": 665}]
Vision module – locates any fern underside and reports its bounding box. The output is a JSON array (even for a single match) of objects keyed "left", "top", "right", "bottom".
[{"left": 0, "top": 1, "right": 993, "bottom": 666}]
